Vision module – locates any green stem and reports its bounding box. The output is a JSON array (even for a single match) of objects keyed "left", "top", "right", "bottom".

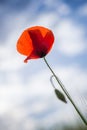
[{"left": 43, "top": 57, "right": 87, "bottom": 125}]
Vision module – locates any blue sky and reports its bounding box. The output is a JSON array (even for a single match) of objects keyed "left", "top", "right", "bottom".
[{"left": 0, "top": 0, "right": 87, "bottom": 129}]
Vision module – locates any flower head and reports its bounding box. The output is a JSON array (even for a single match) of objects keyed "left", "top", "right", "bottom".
[{"left": 17, "top": 26, "right": 54, "bottom": 63}]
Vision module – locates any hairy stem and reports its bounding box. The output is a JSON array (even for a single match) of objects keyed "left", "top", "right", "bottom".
[{"left": 43, "top": 57, "right": 87, "bottom": 125}]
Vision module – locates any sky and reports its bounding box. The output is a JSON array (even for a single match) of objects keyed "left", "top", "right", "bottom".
[{"left": 0, "top": 0, "right": 87, "bottom": 129}]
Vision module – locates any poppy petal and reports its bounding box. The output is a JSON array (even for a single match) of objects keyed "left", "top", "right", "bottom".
[
  {"left": 24, "top": 50, "right": 40, "bottom": 63},
  {"left": 43, "top": 31, "right": 54, "bottom": 53},
  {"left": 28, "top": 29, "right": 43, "bottom": 48},
  {"left": 28, "top": 29, "right": 48, "bottom": 58},
  {"left": 17, "top": 30, "right": 33, "bottom": 56},
  {"left": 27, "top": 26, "right": 49, "bottom": 37}
]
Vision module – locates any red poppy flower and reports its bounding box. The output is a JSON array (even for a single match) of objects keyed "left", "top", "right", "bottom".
[{"left": 17, "top": 26, "right": 54, "bottom": 63}]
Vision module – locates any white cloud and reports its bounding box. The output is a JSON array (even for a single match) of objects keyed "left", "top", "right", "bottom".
[
  {"left": 58, "top": 3, "right": 71, "bottom": 16},
  {"left": 0, "top": 12, "right": 30, "bottom": 71},
  {"left": 0, "top": 65, "right": 87, "bottom": 127},
  {"left": 32, "top": 12, "right": 57, "bottom": 27},
  {"left": 78, "top": 4, "right": 87, "bottom": 16},
  {"left": 55, "top": 19, "right": 86, "bottom": 56},
  {"left": 44, "top": 0, "right": 71, "bottom": 16},
  {"left": 0, "top": 45, "right": 24, "bottom": 71}
]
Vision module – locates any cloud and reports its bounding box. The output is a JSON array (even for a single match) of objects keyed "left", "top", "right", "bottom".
[
  {"left": 0, "top": 64, "right": 87, "bottom": 129},
  {"left": 55, "top": 19, "right": 86, "bottom": 56},
  {"left": 57, "top": 2, "right": 71, "bottom": 16},
  {"left": 77, "top": 4, "right": 87, "bottom": 16},
  {"left": 0, "top": 0, "right": 32, "bottom": 11}
]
